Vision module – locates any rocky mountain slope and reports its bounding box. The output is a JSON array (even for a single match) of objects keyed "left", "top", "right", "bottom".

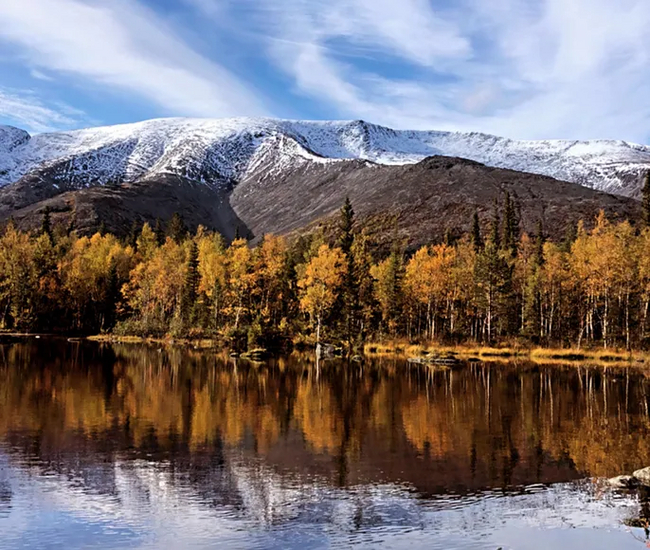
[
  {"left": 2, "top": 117, "right": 650, "bottom": 197},
  {"left": 0, "top": 117, "right": 642, "bottom": 246}
]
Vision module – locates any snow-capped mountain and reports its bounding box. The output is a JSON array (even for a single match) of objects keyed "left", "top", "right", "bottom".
[{"left": 0, "top": 117, "right": 649, "bottom": 197}]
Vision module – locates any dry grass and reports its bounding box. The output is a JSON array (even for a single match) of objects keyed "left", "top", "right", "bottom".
[
  {"left": 87, "top": 334, "right": 219, "bottom": 348},
  {"left": 364, "top": 340, "right": 650, "bottom": 368}
]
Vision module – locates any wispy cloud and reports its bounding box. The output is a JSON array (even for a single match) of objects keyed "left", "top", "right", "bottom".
[
  {"left": 0, "top": 87, "right": 84, "bottom": 132},
  {"left": 189, "top": 0, "right": 650, "bottom": 142},
  {"left": 2, "top": 0, "right": 649, "bottom": 142},
  {"left": 29, "top": 69, "right": 54, "bottom": 82},
  {"left": 0, "top": 0, "right": 267, "bottom": 119}
]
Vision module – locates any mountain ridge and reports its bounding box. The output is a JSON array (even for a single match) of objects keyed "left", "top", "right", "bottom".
[{"left": 1, "top": 117, "right": 650, "bottom": 198}]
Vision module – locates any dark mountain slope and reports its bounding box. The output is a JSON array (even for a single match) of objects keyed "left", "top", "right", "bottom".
[
  {"left": 232, "top": 155, "right": 639, "bottom": 246},
  {"left": 0, "top": 155, "right": 639, "bottom": 248}
]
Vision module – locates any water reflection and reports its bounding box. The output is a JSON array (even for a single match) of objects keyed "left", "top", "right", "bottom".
[{"left": 1, "top": 340, "right": 650, "bottom": 548}]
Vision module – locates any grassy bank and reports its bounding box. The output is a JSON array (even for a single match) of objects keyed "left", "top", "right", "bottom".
[
  {"left": 364, "top": 341, "right": 649, "bottom": 368},
  {"left": 87, "top": 334, "right": 220, "bottom": 349},
  {"left": 85, "top": 334, "right": 650, "bottom": 368}
]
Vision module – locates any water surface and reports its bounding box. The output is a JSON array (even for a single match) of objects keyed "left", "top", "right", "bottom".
[{"left": 1, "top": 340, "right": 650, "bottom": 549}]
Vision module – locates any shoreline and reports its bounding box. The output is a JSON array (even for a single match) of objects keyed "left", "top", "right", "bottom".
[
  {"left": 364, "top": 341, "right": 649, "bottom": 368},
  {"left": 3, "top": 332, "right": 648, "bottom": 368}
]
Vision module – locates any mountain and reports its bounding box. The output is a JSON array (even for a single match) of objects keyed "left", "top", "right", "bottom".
[
  {"left": 0, "top": 117, "right": 642, "bottom": 246},
  {"left": 2, "top": 117, "right": 650, "bottom": 196}
]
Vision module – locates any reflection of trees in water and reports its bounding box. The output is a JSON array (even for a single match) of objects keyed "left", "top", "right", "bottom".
[
  {"left": 624, "top": 486, "right": 650, "bottom": 544},
  {"left": 0, "top": 479, "right": 11, "bottom": 517},
  {"left": 2, "top": 341, "right": 650, "bottom": 506}
]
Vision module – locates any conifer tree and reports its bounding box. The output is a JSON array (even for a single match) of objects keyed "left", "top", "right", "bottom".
[
  {"left": 643, "top": 171, "right": 650, "bottom": 227},
  {"left": 490, "top": 199, "right": 501, "bottom": 248},
  {"left": 471, "top": 210, "right": 483, "bottom": 252},
  {"left": 501, "top": 192, "right": 519, "bottom": 257},
  {"left": 337, "top": 197, "right": 359, "bottom": 348},
  {"left": 338, "top": 197, "right": 354, "bottom": 254},
  {"left": 102, "top": 261, "right": 119, "bottom": 331},
  {"left": 534, "top": 220, "right": 545, "bottom": 266},
  {"left": 154, "top": 218, "right": 165, "bottom": 246},
  {"left": 40, "top": 206, "right": 53, "bottom": 242},
  {"left": 444, "top": 228, "right": 455, "bottom": 247},
  {"left": 128, "top": 219, "right": 140, "bottom": 250},
  {"left": 66, "top": 210, "right": 76, "bottom": 236},
  {"left": 561, "top": 222, "right": 578, "bottom": 253},
  {"left": 168, "top": 213, "right": 188, "bottom": 244}
]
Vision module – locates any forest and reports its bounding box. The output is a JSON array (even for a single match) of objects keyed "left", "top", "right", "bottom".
[{"left": 1, "top": 193, "right": 650, "bottom": 352}]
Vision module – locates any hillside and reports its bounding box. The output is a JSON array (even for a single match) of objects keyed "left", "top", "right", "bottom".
[{"left": 0, "top": 117, "right": 642, "bottom": 245}]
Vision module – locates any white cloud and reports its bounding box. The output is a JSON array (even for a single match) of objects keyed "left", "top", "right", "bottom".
[
  {"left": 0, "top": 88, "right": 83, "bottom": 132},
  {"left": 213, "top": 0, "right": 650, "bottom": 142},
  {"left": 3, "top": 0, "right": 650, "bottom": 142},
  {"left": 0, "top": 0, "right": 267, "bottom": 119},
  {"left": 29, "top": 69, "right": 53, "bottom": 82}
]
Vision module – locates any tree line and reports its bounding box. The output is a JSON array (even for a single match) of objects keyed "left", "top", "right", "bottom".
[{"left": 2, "top": 194, "right": 650, "bottom": 351}]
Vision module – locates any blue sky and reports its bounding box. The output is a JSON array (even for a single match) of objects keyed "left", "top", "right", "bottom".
[{"left": 0, "top": 0, "right": 649, "bottom": 142}]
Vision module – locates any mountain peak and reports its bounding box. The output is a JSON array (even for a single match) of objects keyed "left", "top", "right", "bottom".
[{"left": 0, "top": 117, "right": 648, "bottom": 197}]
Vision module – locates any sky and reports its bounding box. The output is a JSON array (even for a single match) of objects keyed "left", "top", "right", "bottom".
[{"left": 0, "top": 0, "right": 649, "bottom": 142}]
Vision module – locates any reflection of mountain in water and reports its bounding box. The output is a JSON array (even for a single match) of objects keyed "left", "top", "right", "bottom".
[{"left": 1, "top": 340, "right": 650, "bottom": 526}]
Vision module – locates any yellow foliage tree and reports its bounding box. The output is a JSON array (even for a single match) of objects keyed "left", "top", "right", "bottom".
[{"left": 298, "top": 244, "right": 346, "bottom": 344}]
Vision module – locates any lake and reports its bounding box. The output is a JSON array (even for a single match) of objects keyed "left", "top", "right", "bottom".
[{"left": 1, "top": 340, "right": 650, "bottom": 549}]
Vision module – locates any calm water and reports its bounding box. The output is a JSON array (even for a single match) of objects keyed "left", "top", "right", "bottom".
[{"left": 1, "top": 341, "right": 650, "bottom": 549}]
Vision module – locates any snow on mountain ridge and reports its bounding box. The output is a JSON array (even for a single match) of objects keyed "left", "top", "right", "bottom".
[{"left": 1, "top": 117, "right": 649, "bottom": 197}]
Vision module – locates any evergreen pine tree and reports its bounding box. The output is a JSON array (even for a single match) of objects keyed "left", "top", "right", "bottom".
[
  {"left": 534, "top": 220, "right": 545, "bottom": 265},
  {"left": 40, "top": 206, "right": 53, "bottom": 242},
  {"left": 643, "top": 171, "right": 650, "bottom": 227},
  {"left": 154, "top": 218, "right": 165, "bottom": 245},
  {"left": 471, "top": 210, "right": 483, "bottom": 252},
  {"left": 98, "top": 221, "right": 107, "bottom": 236},
  {"left": 337, "top": 197, "right": 358, "bottom": 348},
  {"left": 167, "top": 213, "right": 187, "bottom": 244},
  {"left": 561, "top": 222, "right": 577, "bottom": 253},
  {"left": 66, "top": 210, "right": 76, "bottom": 236},
  {"left": 102, "top": 262, "right": 119, "bottom": 331},
  {"left": 444, "top": 228, "right": 455, "bottom": 247},
  {"left": 338, "top": 197, "right": 354, "bottom": 253},
  {"left": 385, "top": 237, "right": 404, "bottom": 333},
  {"left": 501, "top": 192, "right": 519, "bottom": 257},
  {"left": 490, "top": 199, "right": 501, "bottom": 248},
  {"left": 128, "top": 219, "right": 140, "bottom": 250}
]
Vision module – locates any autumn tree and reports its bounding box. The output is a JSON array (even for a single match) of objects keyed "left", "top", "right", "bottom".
[
  {"left": 225, "top": 238, "right": 255, "bottom": 330},
  {"left": 371, "top": 243, "right": 404, "bottom": 336},
  {"left": 298, "top": 244, "right": 346, "bottom": 345},
  {"left": 405, "top": 244, "right": 456, "bottom": 340},
  {"left": 197, "top": 230, "right": 227, "bottom": 330},
  {"left": 0, "top": 222, "right": 38, "bottom": 330}
]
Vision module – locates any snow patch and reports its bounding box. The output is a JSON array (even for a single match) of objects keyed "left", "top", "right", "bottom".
[{"left": 0, "top": 117, "right": 648, "bottom": 196}]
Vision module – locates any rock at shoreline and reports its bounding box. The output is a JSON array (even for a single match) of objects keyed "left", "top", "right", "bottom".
[
  {"left": 607, "top": 475, "right": 640, "bottom": 489},
  {"left": 633, "top": 467, "right": 650, "bottom": 485}
]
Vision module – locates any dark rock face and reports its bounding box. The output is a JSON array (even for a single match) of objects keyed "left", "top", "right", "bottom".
[{"left": 0, "top": 154, "right": 640, "bottom": 248}]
